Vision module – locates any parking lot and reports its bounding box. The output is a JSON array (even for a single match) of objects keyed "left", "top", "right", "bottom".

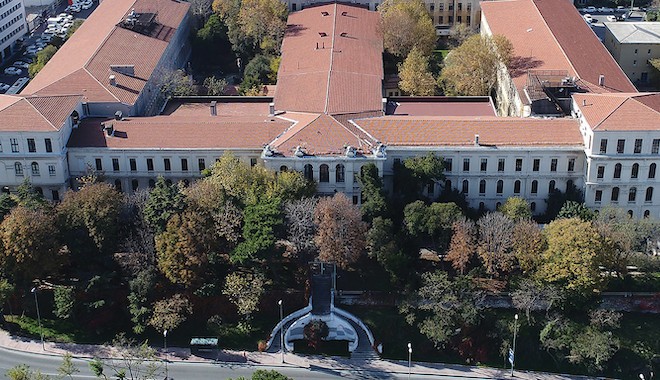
[{"left": 0, "top": 0, "right": 98, "bottom": 94}]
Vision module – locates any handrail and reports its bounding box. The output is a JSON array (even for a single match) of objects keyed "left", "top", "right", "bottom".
[{"left": 334, "top": 307, "right": 375, "bottom": 348}]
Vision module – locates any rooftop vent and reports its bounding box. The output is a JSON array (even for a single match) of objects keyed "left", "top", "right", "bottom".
[
  {"left": 340, "top": 32, "right": 348, "bottom": 37},
  {"left": 102, "top": 122, "right": 115, "bottom": 136},
  {"left": 109, "top": 75, "right": 116, "bottom": 86},
  {"left": 321, "top": 11, "right": 329, "bottom": 16},
  {"left": 114, "top": 111, "right": 123, "bottom": 121},
  {"left": 598, "top": 74, "right": 605, "bottom": 86},
  {"left": 341, "top": 11, "right": 347, "bottom": 16},
  {"left": 210, "top": 101, "right": 217, "bottom": 116},
  {"left": 319, "top": 32, "right": 327, "bottom": 37},
  {"left": 474, "top": 134, "right": 480, "bottom": 146},
  {"left": 269, "top": 102, "right": 275, "bottom": 116}
]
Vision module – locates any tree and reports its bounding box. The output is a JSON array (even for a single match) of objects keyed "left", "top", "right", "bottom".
[
  {"left": 65, "top": 19, "right": 84, "bottom": 38},
  {"left": 58, "top": 353, "right": 80, "bottom": 379},
  {"left": 357, "top": 163, "right": 387, "bottom": 221},
  {"left": 238, "top": 0, "right": 287, "bottom": 53},
  {"left": 569, "top": 328, "right": 620, "bottom": 372},
  {"left": 379, "top": 0, "right": 436, "bottom": 57},
  {"left": 6, "top": 364, "right": 50, "bottom": 380},
  {"left": 16, "top": 179, "right": 47, "bottom": 210},
  {"left": 314, "top": 193, "right": 368, "bottom": 269},
  {"left": 0, "top": 278, "right": 14, "bottom": 319},
  {"left": 28, "top": 45, "right": 58, "bottom": 78},
  {"left": 404, "top": 153, "right": 445, "bottom": 192},
  {"left": 498, "top": 197, "right": 531, "bottom": 221},
  {"left": 159, "top": 69, "right": 195, "bottom": 97},
  {"left": 53, "top": 286, "right": 75, "bottom": 320},
  {"left": 439, "top": 34, "right": 513, "bottom": 96},
  {"left": 537, "top": 218, "right": 604, "bottom": 295},
  {"left": 398, "top": 47, "right": 436, "bottom": 96},
  {"left": 477, "top": 212, "right": 515, "bottom": 277},
  {"left": 448, "top": 23, "right": 475, "bottom": 48},
  {"left": 127, "top": 270, "right": 156, "bottom": 334},
  {"left": 156, "top": 212, "right": 211, "bottom": 287},
  {"left": 0, "top": 194, "right": 17, "bottom": 221},
  {"left": 143, "top": 177, "right": 186, "bottom": 234},
  {"left": 149, "top": 294, "right": 193, "bottom": 332},
  {"left": 284, "top": 198, "right": 318, "bottom": 257},
  {"left": 231, "top": 196, "right": 283, "bottom": 264},
  {"left": 445, "top": 218, "right": 477, "bottom": 275},
  {"left": 303, "top": 319, "right": 329, "bottom": 349},
  {"left": 188, "top": 0, "right": 213, "bottom": 18},
  {"left": 0, "top": 206, "right": 64, "bottom": 283},
  {"left": 222, "top": 271, "right": 265, "bottom": 324},
  {"left": 203, "top": 75, "right": 228, "bottom": 95},
  {"left": 228, "top": 370, "right": 292, "bottom": 380},
  {"left": 511, "top": 279, "right": 562, "bottom": 322},
  {"left": 93, "top": 334, "right": 163, "bottom": 380},
  {"left": 512, "top": 218, "right": 545, "bottom": 273},
  {"left": 367, "top": 217, "right": 408, "bottom": 281},
  {"left": 243, "top": 54, "right": 274, "bottom": 84},
  {"left": 557, "top": 201, "right": 595, "bottom": 221}
]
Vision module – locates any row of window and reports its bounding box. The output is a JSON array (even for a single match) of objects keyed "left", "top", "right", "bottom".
[
  {"left": 0, "top": 0, "right": 20, "bottom": 9},
  {"left": 113, "top": 178, "right": 187, "bottom": 193},
  {"left": 0, "top": 12, "right": 22, "bottom": 33},
  {"left": 282, "top": 164, "right": 347, "bottom": 183},
  {"left": 596, "top": 163, "right": 656, "bottom": 180},
  {"left": 453, "top": 178, "right": 570, "bottom": 196},
  {"left": 598, "top": 138, "right": 660, "bottom": 155},
  {"left": 0, "top": 2, "right": 20, "bottom": 20},
  {"left": 435, "top": 15, "right": 470, "bottom": 24},
  {"left": 2, "top": 138, "right": 53, "bottom": 153},
  {"left": 443, "top": 157, "right": 575, "bottom": 173},
  {"left": 14, "top": 162, "right": 56, "bottom": 176},
  {"left": 594, "top": 186, "right": 654, "bottom": 203},
  {"left": 0, "top": 23, "right": 23, "bottom": 44},
  {"left": 429, "top": 2, "right": 472, "bottom": 11},
  {"left": 93, "top": 156, "right": 253, "bottom": 173}
]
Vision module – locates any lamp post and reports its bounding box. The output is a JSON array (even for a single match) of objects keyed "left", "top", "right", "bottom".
[
  {"left": 510, "top": 314, "right": 519, "bottom": 377},
  {"left": 407, "top": 342, "right": 412, "bottom": 380},
  {"left": 30, "top": 287, "right": 44, "bottom": 351},
  {"left": 163, "top": 329, "right": 168, "bottom": 380},
  {"left": 278, "top": 300, "right": 284, "bottom": 363}
]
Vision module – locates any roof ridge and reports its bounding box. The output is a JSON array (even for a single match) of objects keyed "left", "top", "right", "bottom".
[
  {"left": 84, "top": 67, "right": 121, "bottom": 102},
  {"left": 328, "top": 114, "right": 369, "bottom": 144},
  {"left": 630, "top": 93, "right": 660, "bottom": 114},
  {"left": 270, "top": 113, "right": 322, "bottom": 148},
  {"left": 347, "top": 118, "right": 379, "bottom": 144},
  {"left": 84, "top": 3, "right": 136, "bottom": 68},
  {"left": 592, "top": 97, "right": 629, "bottom": 130},
  {"left": 323, "top": 3, "right": 338, "bottom": 114},
  {"left": 24, "top": 98, "right": 59, "bottom": 131}
]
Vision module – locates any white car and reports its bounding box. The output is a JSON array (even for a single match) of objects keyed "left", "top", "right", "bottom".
[
  {"left": 606, "top": 15, "right": 617, "bottom": 22},
  {"left": 81, "top": 1, "right": 92, "bottom": 9},
  {"left": 4, "top": 67, "right": 22, "bottom": 75},
  {"left": 70, "top": 5, "right": 81, "bottom": 12},
  {"left": 13, "top": 61, "right": 29, "bottom": 69},
  {"left": 0, "top": 83, "right": 10, "bottom": 92},
  {"left": 583, "top": 14, "right": 593, "bottom": 23},
  {"left": 582, "top": 6, "right": 597, "bottom": 12},
  {"left": 598, "top": 7, "right": 614, "bottom": 12}
]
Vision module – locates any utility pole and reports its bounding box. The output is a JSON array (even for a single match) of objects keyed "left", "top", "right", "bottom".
[{"left": 510, "top": 314, "right": 519, "bottom": 377}]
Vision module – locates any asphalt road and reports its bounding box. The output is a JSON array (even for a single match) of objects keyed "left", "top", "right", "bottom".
[{"left": 0, "top": 347, "right": 477, "bottom": 380}]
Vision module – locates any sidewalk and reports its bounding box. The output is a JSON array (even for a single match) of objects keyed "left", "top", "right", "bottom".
[{"left": 0, "top": 329, "right": 593, "bottom": 380}]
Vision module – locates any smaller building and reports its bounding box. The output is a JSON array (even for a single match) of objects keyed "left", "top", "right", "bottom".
[
  {"left": 0, "top": 0, "right": 27, "bottom": 63},
  {"left": 603, "top": 22, "right": 660, "bottom": 89}
]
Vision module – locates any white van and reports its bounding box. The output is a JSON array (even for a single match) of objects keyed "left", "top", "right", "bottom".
[{"left": 47, "top": 16, "right": 64, "bottom": 25}]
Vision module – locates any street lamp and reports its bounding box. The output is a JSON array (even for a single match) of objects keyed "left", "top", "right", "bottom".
[
  {"left": 407, "top": 342, "right": 412, "bottom": 380},
  {"left": 278, "top": 300, "right": 284, "bottom": 363},
  {"left": 510, "top": 314, "right": 519, "bottom": 377},
  {"left": 163, "top": 329, "right": 168, "bottom": 380},
  {"left": 30, "top": 287, "right": 44, "bottom": 351}
]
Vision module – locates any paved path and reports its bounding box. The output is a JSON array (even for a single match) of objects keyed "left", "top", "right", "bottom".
[{"left": 0, "top": 329, "right": 595, "bottom": 380}]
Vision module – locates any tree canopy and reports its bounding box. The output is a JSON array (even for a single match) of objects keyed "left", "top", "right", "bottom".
[
  {"left": 398, "top": 47, "right": 436, "bottom": 96},
  {"left": 379, "top": 0, "right": 436, "bottom": 58}
]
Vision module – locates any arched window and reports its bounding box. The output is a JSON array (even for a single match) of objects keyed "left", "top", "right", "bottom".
[
  {"left": 303, "top": 164, "right": 313, "bottom": 181},
  {"left": 336, "top": 164, "right": 345, "bottom": 183},
  {"left": 496, "top": 180, "right": 503, "bottom": 194},
  {"left": 445, "top": 180, "right": 452, "bottom": 191},
  {"left": 631, "top": 163, "right": 639, "bottom": 179},
  {"left": 31, "top": 162, "right": 40, "bottom": 176},
  {"left": 612, "top": 187, "right": 619, "bottom": 201},
  {"left": 566, "top": 179, "right": 573, "bottom": 191},
  {"left": 531, "top": 180, "right": 538, "bottom": 194},
  {"left": 514, "top": 180, "right": 521, "bottom": 194},
  {"left": 650, "top": 163, "right": 657, "bottom": 179},
  {"left": 614, "top": 163, "right": 622, "bottom": 179},
  {"left": 549, "top": 180, "right": 556, "bottom": 193},
  {"left": 629, "top": 187, "right": 637, "bottom": 202},
  {"left": 644, "top": 210, "right": 650, "bottom": 218},
  {"left": 479, "top": 179, "right": 486, "bottom": 194},
  {"left": 114, "top": 179, "right": 122, "bottom": 192},
  {"left": 646, "top": 187, "right": 654, "bottom": 202},
  {"left": 280, "top": 165, "right": 288, "bottom": 172},
  {"left": 132, "top": 179, "right": 139, "bottom": 192},
  {"left": 628, "top": 210, "right": 634, "bottom": 218},
  {"left": 462, "top": 180, "right": 469, "bottom": 194},
  {"left": 148, "top": 179, "right": 156, "bottom": 188},
  {"left": 319, "top": 164, "right": 329, "bottom": 183},
  {"left": 530, "top": 202, "right": 536, "bottom": 212},
  {"left": 14, "top": 162, "right": 23, "bottom": 176}
]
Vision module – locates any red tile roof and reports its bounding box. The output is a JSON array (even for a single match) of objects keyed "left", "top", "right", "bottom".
[
  {"left": 0, "top": 94, "right": 82, "bottom": 132},
  {"left": 481, "top": 0, "right": 636, "bottom": 105},
  {"left": 574, "top": 92, "right": 660, "bottom": 131},
  {"left": 354, "top": 116, "right": 583, "bottom": 146},
  {"left": 67, "top": 115, "right": 290, "bottom": 149},
  {"left": 22, "top": 0, "right": 189, "bottom": 105},
  {"left": 274, "top": 3, "right": 384, "bottom": 114},
  {"left": 386, "top": 97, "right": 496, "bottom": 116}
]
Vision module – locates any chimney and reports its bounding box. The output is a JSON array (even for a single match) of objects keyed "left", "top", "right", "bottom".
[
  {"left": 114, "top": 110, "right": 123, "bottom": 120},
  {"left": 109, "top": 75, "right": 116, "bottom": 86},
  {"left": 316, "top": 42, "right": 319, "bottom": 49},
  {"left": 104, "top": 123, "right": 114, "bottom": 137},
  {"left": 382, "top": 97, "right": 387, "bottom": 113},
  {"left": 269, "top": 102, "right": 275, "bottom": 116},
  {"left": 598, "top": 74, "right": 605, "bottom": 86},
  {"left": 582, "top": 99, "right": 587, "bottom": 106},
  {"left": 210, "top": 101, "right": 217, "bottom": 116},
  {"left": 475, "top": 134, "right": 480, "bottom": 146}
]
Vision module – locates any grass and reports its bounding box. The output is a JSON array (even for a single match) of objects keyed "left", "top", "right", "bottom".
[{"left": 4, "top": 315, "right": 94, "bottom": 343}]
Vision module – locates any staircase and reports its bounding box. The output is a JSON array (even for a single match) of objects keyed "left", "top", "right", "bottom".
[{"left": 311, "top": 274, "right": 332, "bottom": 315}]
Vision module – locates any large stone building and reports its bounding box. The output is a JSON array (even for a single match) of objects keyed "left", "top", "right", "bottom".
[
  {"left": 0, "top": 0, "right": 26, "bottom": 63},
  {"left": 603, "top": 22, "right": 660, "bottom": 88},
  {"left": 1, "top": 0, "right": 660, "bottom": 219}
]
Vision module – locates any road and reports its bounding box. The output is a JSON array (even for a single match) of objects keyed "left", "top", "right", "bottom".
[{"left": 0, "top": 347, "right": 480, "bottom": 380}]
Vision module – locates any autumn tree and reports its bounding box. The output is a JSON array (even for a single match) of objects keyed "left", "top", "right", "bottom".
[
  {"left": 498, "top": 197, "right": 531, "bottom": 221},
  {"left": 445, "top": 218, "right": 477, "bottom": 275},
  {"left": 0, "top": 206, "right": 64, "bottom": 283},
  {"left": 537, "top": 218, "right": 604, "bottom": 295},
  {"left": 237, "top": 0, "right": 287, "bottom": 53},
  {"left": 314, "top": 193, "right": 368, "bottom": 269},
  {"left": 511, "top": 279, "right": 562, "bottom": 322},
  {"left": 143, "top": 177, "right": 186, "bottom": 234},
  {"left": 439, "top": 34, "right": 513, "bottom": 96},
  {"left": 512, "top": 218, "right": 545, "bottom": 273},
  {"left": 379, "top": 0, "right": 436, "bottom": 57},
  {"left": 223, "top": 271, "right": 265, "bottom": 324},
  {"left": 149, "top": 294, "right": 193, "bottom": 333},
  {"left": 448, "top": 23, "right": 475, "bottom": 48},
  {"left": 477, "top": 212, "right": 515, "bottom": 277},
  {"left": 156, "top": 212, "right": 212, "bottom": 287},
  {"left": 398, "top": 47, "right": 436, "bottom": 96}
]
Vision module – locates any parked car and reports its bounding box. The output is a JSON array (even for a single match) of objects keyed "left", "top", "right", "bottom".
[
  {"left": 583, "top": 6, "right": 597, "bottom": 12},
  {"left": 0, "top": 83, "right": 10, "bottom": 92},
  {"left": 583, "top": 14, "right": 593, "bottom": 23},
  {"left": 69, "top": 5, "right": 81, "bottom": 12},
  {"left": 81, "top": 1, "right": 92, "bottom": 9},
  {"left": 606, "top": 15, "right": 617, "bottom": 21},
  {"left": 4, "top": 67, "right": 22, "bottom": 75},
  {"left": 13, "top": 61, "right": 29, "bottom": 69},
  {"left": 598, "top": 6, "right": 614, "bottom": 12}
]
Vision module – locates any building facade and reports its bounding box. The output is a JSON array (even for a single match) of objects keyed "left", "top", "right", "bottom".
[
  {"left": 0, "top": 0, "right": 26, "bottom": 63},
  {"left": 603, "top": 22, "right": 660, "bottom": 88}
]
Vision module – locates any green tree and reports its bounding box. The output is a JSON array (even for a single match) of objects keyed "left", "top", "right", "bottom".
[
  {"left": 357, "top": 163, "right": 387, "bottom": 221},
  {"left": 222, "top": 271, "right": 265, "bottom": 324},
  {"left": 379, "top": 0, "right": 436, "bottom": 57},
  {"left": 66, "top": 19, "right": 84, "bottom": 38},
  {"left": 127, "top": 269, "right": 155, "bottom": 334},
  {"left": 244, "top": 54, "right": 274, "bottom": 84},
  {"left": 498, "top": 197, "right": 531, "bottom": 221},
  {"left": 0, "top": 194, "right": 17, "bottom": 220},
  {"left": 58, "top": 353, "right": 80, "bottom": 379},
  {"left": 143, "top": 177, "right": 186, "bottom": 234},
  {"left": 538, "top": 218, "right": 604, "bottom": 295},
  {"left": 231, "top": 196, "right": 283, "bottom": 264},
  {"left": 16, "top": 179, "right": 47, "bottom": 210},
  {"left": 228, "top": 370, "right": 292, "bottom": 380},
  {"left": 28, "top": 45, "right": 58, "bottom": 78},
  {"left": 149, "top": 294, "right": 193, "bottom": 333},
  {"left": 367, "top": 217, "right": 408, "bottom": 281},
  {"left": 398, "top": 47, "right": 436, "bottom": 95},
  {"left": 159, "top": 69, "right": 195, "bottom": 97},
  {"left": 557, "top": 201, "right": 595, "bottom": 221},
  {"left": 6, "top": 364, "right": 50, "bottom": 380},
  {"left": 203, "top": 75, "right": 228, "bottom": 95},
  {"left": 53, "top": 286, "right": 75, "bottom": 320},
  {"left": 439, "top": 34, "right": 513, "bottom": 96}
]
